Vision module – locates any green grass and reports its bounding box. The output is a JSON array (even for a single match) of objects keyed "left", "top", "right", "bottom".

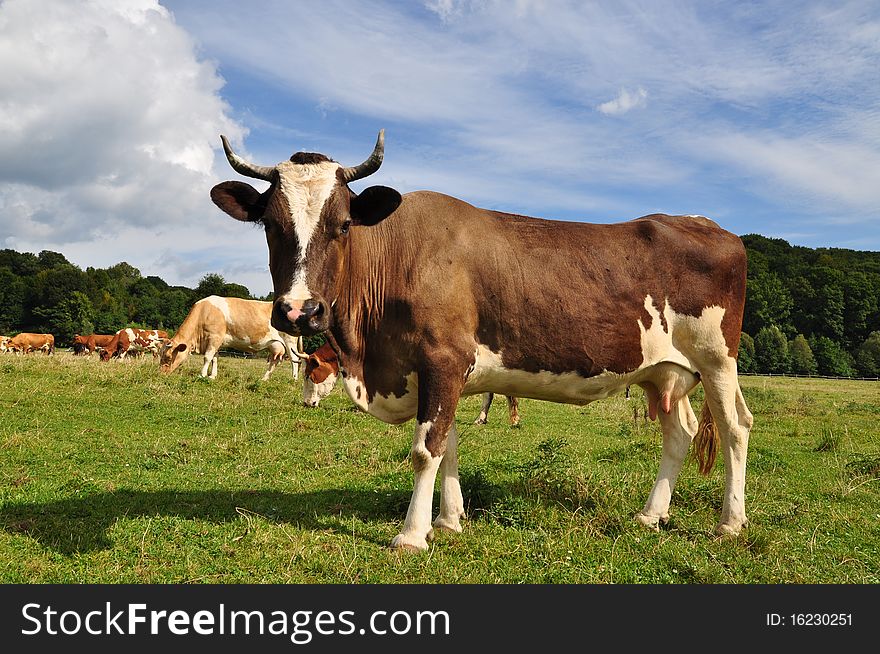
[{"left": 1, "top": 353, "right": 878, "bottom": 583}]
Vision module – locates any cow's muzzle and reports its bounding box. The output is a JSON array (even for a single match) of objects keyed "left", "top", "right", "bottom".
[{"left": 272, "top": 298, "right": 329, "bottom": 336}]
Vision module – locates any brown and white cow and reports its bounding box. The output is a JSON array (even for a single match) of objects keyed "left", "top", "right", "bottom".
[
  {"left": 9, "top": 332, "right": 55, "bottom": 355},
  {"left": 300, "top": 342, "right": 339, "bottom": 407},
  {"left": 212, "top": 130, "right": 753, "bottom": 551},
  {"left": 158, "top": 296, "right": 305, "bottom": 381},
  {"left": 0, "top": 336, "right": 12, "bottom": 353},
  {"left": 73, "top": 333, "right": 116, "bottom": 356},
  {"left": 100, "top": 328, "right": 169, "bottom": 361}
]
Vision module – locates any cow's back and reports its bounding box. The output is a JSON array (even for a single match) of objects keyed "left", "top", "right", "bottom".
[{"left": 201, "top": 296, "right": 278, "bottom": 352}]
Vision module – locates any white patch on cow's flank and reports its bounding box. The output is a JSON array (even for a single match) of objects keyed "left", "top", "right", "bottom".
[{"left": 276, "top": 160, "right": 340, "bottom": 303}]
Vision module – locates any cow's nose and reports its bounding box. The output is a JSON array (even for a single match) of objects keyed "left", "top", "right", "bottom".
[
  {"left": 298, "top": 299, "right": 324, "bottom": 322},
  {"left": 273, "top": 298, "right": 329, "bottom": 335}
]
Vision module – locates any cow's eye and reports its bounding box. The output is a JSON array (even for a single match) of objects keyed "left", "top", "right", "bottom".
[{"left": 340, "top": 219, "right": 351, "bottom": 235}]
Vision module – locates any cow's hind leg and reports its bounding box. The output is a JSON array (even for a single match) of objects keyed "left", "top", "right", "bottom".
[
  {"left": 262, "top": 342, "right": 284, "bottom": 381},
  {"left": 700, "top": 359, "right": 752, "bottom": 536},
  {"left": 635, "top": 396, "right": 697, "bottom": 530},
  {"left": 506, "top": 396, "right": 520, "bottom": 427},
  {"left": 474, "top": 392, "right": 493, "bottom": 424}
]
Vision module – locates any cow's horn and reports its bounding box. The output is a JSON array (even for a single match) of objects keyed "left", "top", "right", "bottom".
[
  {"left": 220, "top": 135, "right": 275, "bottom": 182},
  {"left": 341, "top": 130, "right": 385, "bottom": 183}
]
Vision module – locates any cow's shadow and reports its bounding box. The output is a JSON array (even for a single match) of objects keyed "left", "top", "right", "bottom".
[{"left": 0, "top": 487, "right": 417, "bottom": 555}]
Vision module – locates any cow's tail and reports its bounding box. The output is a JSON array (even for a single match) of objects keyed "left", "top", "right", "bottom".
[{"left": 693, "top": 400, "right": 719, "bottom": 475}]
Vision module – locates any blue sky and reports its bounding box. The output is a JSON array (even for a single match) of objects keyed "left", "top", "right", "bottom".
[{"left": 1, "top": 0, "right": 878, "bottom": 296}]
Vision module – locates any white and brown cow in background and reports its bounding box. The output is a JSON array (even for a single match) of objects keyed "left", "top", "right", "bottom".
[
  {"left": 159, "top": 296, "right": 305, "bottom": 381},
  {"left": 213, "top": 130, "right": 752, "bottom": 551},
  {"left": 474, "top": 393, "right": 520, "bottom": 427},
  {"left": 0, "top": 336, "right": 12, "bottom": 353},
  {"left": 300, "top": 341, "right": 339, "bottom": 407},
  {"left": 8, "top": 332, "right": 55, "bottom": 355},
  {"left": 100, "top": 328, "right": 169, "bottom": 361}
]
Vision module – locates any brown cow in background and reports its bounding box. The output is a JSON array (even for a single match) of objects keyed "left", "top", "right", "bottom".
[{"left": 8, "top": 332, "right": 54, "bottom": 354}]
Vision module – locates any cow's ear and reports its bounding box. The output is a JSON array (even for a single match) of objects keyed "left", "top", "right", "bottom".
[
  {"left": 175, "top": 343, "right": 187, "bottom": 353},
  {"left": 211, "top": 181, "right": 265, "bottom": 222},
  {"left": 350, "top": 185, "right": 401, "bottom": 226}
]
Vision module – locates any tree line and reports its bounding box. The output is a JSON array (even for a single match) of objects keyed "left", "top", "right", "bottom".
[
  {"left": 738, "top": 234, "right": 880, "bottom": 378},
  {"left": 1, "top": 237, "right": 878, "bottom": 376}
]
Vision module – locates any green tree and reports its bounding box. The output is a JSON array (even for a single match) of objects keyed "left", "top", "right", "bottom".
[
  {"left": 0, "top": 249, "right": 40, "bottom": 276},
  {"left": 744, "top": 271, "right": 793, "bottom": 336},
  {"left": 737, "top": 332, "right": 756, "bottom": 373},
  {"left": 808, "top": 266, "right": 845, "bottom": 341},
  {"left": 222, "top": 282, "right": 252, "bottom": 299},
  {"left": 754, "top": 326, "right": 789, "bottom": 374},
  {"left": 855, "top": 331, "right": 880, "bottom": 378},
  {"left": 809, "top": 335, "right": 855, "bottom": 378},
  {"left": 789, "top": 334, "right": 818, "bottom": 376},
  {"left": 842, "top": 272, "right": 878, "bottom": 351},
  {"left": 37, "top": 250, "right": 71, "bottom": 270},
  {"left": 0, "top": 267, "right": 25, "bottom": 332},
  {"left": 195, "top": 273, "right": 228, "bottom": 300},
  {"left": 32, "top": 291, "right": 95, "bottom": 344}
]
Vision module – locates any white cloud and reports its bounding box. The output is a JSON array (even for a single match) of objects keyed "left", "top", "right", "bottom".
[
  {"left": 597, "top": 87, "right": 648, "bottom": 116},
  {"left": 686, "top": 130, "right": 880, "bottom": 218},
  {"left": 424, "top": 0, "right": 461, "bottom": 22},
  {"left": 0, "top": 0, "right": 248, "bottom": 286}
]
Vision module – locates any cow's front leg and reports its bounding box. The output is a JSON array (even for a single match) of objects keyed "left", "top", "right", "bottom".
[
  {"left": 391, "top": 373, "right": 462, "bottom": 552},
  {"left": 201, "top": 349, "right": 217, "bottom": 378}
]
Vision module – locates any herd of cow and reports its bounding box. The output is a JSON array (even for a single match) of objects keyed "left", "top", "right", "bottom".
[{"left": 10, "top": 128, "right": 754, "bottom": 552}]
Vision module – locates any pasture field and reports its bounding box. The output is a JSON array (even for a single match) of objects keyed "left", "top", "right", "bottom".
[{"left": 0, "top": 352, "right": 877, "bottom": 584}]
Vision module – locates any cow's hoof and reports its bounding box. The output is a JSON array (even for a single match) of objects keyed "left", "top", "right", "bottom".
[
  {"left": 432, "top": 516, "right": 463, "bottom": 534},
  {"left": 390, "top": 533, "right": 429, "bottom": 552},
  {"left": 714, "top": 519, "right": 747, "bottom": 537},
  {"left": 634, "top": 512, "right": 667, "bottom": 531},
  {"left": 473, "top": 418, "right": 487, "bottom": 425}
]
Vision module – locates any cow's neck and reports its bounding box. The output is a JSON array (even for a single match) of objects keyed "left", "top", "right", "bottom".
[{"left": 326, "top": 218, "right": 408, "bottom": 377}]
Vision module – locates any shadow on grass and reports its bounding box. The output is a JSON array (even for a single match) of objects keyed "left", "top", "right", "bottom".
[{"left": 0, "top": 487, "right": 414, "bottom": 555}]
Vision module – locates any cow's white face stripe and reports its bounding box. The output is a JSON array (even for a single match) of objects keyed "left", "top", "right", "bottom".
[{"left": 276, "top": 160, "right": 340, "bottom": 303}]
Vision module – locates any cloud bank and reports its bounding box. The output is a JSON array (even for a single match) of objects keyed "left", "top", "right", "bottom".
[{"left": 0, "top": 0, "right": 265, "bottom": 290}]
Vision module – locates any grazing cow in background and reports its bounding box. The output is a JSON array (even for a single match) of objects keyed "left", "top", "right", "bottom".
[
  {"left": 474, "top": 393, "right": 521, "bottom": 427},
  {"left": 73, "top": 333, "right": 116, "bottom": 356},
  {"left": 159, "top": 296, "right": 305, "bottom": 381},
  {"left": 9, "top": 332, "right": 54, "bottom": 355},
  {"left": 0, "top": 336, "right": 11, "bottom": 353},
  {"left": 300, "top": 342, "right": 519, "bottom": 428},
  {"left": 300, "top": 342, "right": 339, "bottom": 407},
  {"left": 213, "top": 129, "right": 752, "bottom": 551},
  {"left": 100, "top": 328, "right": 169, "bottom": 361}
]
